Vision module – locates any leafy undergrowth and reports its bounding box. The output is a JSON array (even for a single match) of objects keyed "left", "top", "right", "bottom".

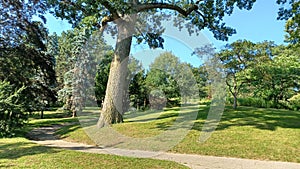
[{"left": 56, "top": 105, "right": 300, "bottom": 163}]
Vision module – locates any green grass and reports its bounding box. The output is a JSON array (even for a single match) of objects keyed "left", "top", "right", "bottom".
[
  {"left": 56, "top": 105, "right": 300, "bottom": 163},
  {"left": 0, "top": 138, "right": 187, "bottom": 169},
  {"left": 0, "top": 110, "right": 189, "bottom": 169}
]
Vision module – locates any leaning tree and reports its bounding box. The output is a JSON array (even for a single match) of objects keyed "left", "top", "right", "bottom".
[{"left": 47, "top": 0, "right": 292, "bottom": 127}]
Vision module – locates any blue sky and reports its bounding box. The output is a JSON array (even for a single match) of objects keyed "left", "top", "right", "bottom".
[
  {"left": 45, "top": 0, "right": 287, "bottom": 46},
  {"left": 203, "top": 0, "right": 287, "bottom": 48},
  {"left": 43, "top": 0, "right": 287, "bottom": 68}
]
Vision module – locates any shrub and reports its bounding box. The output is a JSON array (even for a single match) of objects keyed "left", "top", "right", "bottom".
[
  {"left": 0, "top": 81, "right": 27, "bottom": 137},
  {"left": 288, "top": 94, "right": 300, "bottom": 110},
  {"left": 226, "top": 97, "right": 298, "bottom": 110}
]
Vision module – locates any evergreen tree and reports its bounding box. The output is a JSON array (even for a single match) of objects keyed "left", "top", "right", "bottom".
[{"left": 0, "top": 81, "right": 26, "bottom": 137}]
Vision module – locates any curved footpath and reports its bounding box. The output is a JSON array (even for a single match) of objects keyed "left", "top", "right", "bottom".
[{"left": 27, "top": 125, "right": 300, "bottom": 169}]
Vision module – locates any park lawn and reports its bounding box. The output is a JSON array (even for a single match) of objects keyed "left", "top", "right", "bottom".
[
  {"left": 55, "top": 105, "right": 300, "bottom": 163},
  {"left": 0, "top": 111, "right": 189, "bottom": 169},
  {"left": 172, "top": 106, "right": 300, "bottom": 163},
  {"left": 0, "top": 138, "right": 188, "bottom": 169}
]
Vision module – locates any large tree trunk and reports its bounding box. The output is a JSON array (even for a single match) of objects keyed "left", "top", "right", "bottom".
[{"left": 97, "top": 19, "right": 134, "bottom": 128}]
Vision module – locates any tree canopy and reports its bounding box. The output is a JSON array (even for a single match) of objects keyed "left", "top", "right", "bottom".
[{"left": 0, "top": 0, "right": 56, "bottom": 111}]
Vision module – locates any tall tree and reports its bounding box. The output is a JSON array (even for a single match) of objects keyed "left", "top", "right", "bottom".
[
  {"left": 191, "top": 65, "right": 209, "bottom": 99},
  {"left": 56, "top": 30, "right": 78, "bottom": 113},
  {"left": 0, "top": 0, "right": 56, "bottom": 132},
  {"left": 146, "top": 52, "right": 198, "bottom": 108},
  {"left": 0, "top": 0, "right": 56, "bottom": 112},
  {"left": 57, "top": 29, "right": 110, "bottom": 116},
  {"left": 145, "top": 52, "right": 181, "bottom": 104},
  {"left": 47, "top": 0, "right": 278, "bottom": 127},
  {"left": 129, "top": 69, "right": 148, "bottom": 110}
]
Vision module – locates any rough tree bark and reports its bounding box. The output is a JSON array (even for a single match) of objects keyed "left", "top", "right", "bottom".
[{"left": 97, "top": 18, "right": 134, "bottom": 127}]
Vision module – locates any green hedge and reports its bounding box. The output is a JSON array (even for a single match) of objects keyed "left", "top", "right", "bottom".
[{"left": 226, "top": 97, "right": 300, "bottom": 110}]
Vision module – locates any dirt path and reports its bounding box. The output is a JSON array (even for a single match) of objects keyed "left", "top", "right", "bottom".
[{"left": 27, "top": 125, "right": 300, "bottom": 169}]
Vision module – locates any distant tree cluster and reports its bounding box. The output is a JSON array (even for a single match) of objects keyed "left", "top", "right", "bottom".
[
  {"left": 94, "top": 51, "right": 209, "bottom": 111},
  {"left": 217, "top": 40, "right": 300, "bottom": 110}
]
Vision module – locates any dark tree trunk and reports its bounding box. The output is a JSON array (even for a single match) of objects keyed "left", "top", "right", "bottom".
[
  {"left": 97, "top": 19, "right": 134, "bottom": 128},
  {"left": 233, "top": 77, "right": 238, "bottom": 109},
  {"left": 40, "top": 110, "right": 44, "bottom": 119},
  {"left": 233, "top": 94, "right": 237, "bottom": 109},
  {"left": 72, "top": 110, "right": 77, "bottom": 118}
]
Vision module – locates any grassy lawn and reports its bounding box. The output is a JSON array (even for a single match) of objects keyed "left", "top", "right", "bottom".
[
  {"left": 172, "top": 106, "right": 300, "bottom": 163},
  {"left": 0, "top": 110, "right": 188, "bottom": 169},
  {"left": 0, "top": 138, "right": 187, "bottom": 169},
  {"left": 56, "top": 105, "right": 300, "bottom": 163}
]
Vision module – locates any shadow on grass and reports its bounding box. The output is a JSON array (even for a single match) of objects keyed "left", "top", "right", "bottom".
[
  {"left": 192, "top": 106, "right": 300, "bottom": 131},
  {"left": 0, "top": 141, "right": 59, "bottom": 160},
  {"left": 55, "top": 124, "right": 82, "bottom": 139},
  {"left": 149, "top": 105, "right": 204, "bottom": 131},
  {"left": 29, "top": 118, "right": 78, "bottom": 129},
  {"left": 24, "top": 104, "right": 300, "bottom": 146}
]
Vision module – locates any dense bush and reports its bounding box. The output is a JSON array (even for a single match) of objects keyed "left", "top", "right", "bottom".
[
  {"left": 227, "top": 97, "right": 300, "bottom": 110},
  {"left": 288, "top": 94, "right": 300, "bottom": 110},
  {"left": 0, "top": 81, "right": 27, "bottom": 137}
]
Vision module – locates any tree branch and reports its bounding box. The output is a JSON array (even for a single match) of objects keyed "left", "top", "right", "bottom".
[
  {"left": 98, "top": 15, "right": 115, "bottom": 35},
  {"left": 136, "top": 3, "right": 199, "bottom": 17},
  {"left": 99, "top": 0, "right": 120, "bottom": 20},
  {"left": 226, "top": 79, "right": 235, "bottom": 96}
]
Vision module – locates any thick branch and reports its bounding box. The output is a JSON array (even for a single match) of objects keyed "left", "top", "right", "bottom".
[
  {"left": 136, "top": 3, "right": 199, "bottom": 17},
  {"left": 226, "top": 79, "right": 235, "bottom": 96},
  {"left": 99, "top": 0, "right": 120, "bottom": 20},
  {"left": 97, "top": 15, "right": 114, "bottom": 35}
]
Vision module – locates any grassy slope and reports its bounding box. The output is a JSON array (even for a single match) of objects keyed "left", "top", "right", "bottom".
[
  {"left": 57, "top": 105, "right": 300, "bottom": 163},
  {"left": 0, "top": 111, "right": 188, "bottom": 169}
]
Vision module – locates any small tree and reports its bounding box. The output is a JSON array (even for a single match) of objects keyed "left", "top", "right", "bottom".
[
  {"left": 217, "top": 40, "right": 256, "bottom": 109},
  {"left": 191, "top": 65, "right": 209, "bottom": 99},
  {"left": 129, "top": 69, "right": 148, "bottom": 110},
  {"left": 0, "top": 81, "right": 26, "bottom": 137}
]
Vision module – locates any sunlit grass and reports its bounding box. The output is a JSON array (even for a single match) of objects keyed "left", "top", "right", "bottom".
[
  {"left": 55, "top": 105, "right": 300, "bottom": 162},
  {"left": 0, "top": 138, "right": 188, "bottom": 169}
]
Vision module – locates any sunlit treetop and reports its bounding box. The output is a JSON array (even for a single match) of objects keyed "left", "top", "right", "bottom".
[
  {"left": 277, "top": 0, "right": 300, "bottom": 44},
  {"left": 47, "top": 0, "right": 261, "bottom": 43}
]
